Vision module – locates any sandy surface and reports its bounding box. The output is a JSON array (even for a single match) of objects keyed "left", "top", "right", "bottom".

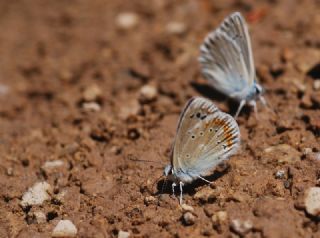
[{"left": 0, "top": 0, "right": 320, "bottom": 237}]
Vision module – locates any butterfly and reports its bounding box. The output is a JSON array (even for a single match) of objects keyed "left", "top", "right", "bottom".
[
  {"left": 164, "top": 97, "right": 240, "bottom": 204},
  {"left": 199, "top": 12, "right": 266, "bottom": 118}
]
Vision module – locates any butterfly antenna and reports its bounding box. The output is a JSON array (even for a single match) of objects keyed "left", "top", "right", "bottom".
[{"left": 127, "top": 154, "right": 164, "bottom": 166}]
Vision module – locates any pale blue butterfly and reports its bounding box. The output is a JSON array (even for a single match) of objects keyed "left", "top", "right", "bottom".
[
  {"left": 199, "top": 12, "right": 266, "bottom": 118},
  {"left": 164, "top": 97, "right": 240, "bottom": 204}
]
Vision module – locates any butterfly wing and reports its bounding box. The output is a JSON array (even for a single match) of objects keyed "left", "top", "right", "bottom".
[
  {"left": 199, "top": 12, "right": 255, "bottom": 100},
  {"left": 172, "top": 97, "right": 240, "bottom": 182},
  {"left": 220, "top": 12, "right": 255, "bottom": 85}
]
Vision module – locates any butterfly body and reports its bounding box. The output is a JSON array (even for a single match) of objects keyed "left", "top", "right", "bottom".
[
  {"left": 199, "top": 12, "right": 265, "bottom": 117},
  {"left": 164, "top": 97, "right": 240, "bottom": 203}
]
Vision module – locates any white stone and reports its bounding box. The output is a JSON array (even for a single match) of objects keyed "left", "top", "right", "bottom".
[
  {"left": 166, "top": 22, "right": 186, "bottom": 35},
  {"left": 139, "top": 84, "right": 157, "bottom": 102},
  {"left": 212, "top": 211, "right": 228, "bottom": 223},
  {"left": 118, "top": 230, "right": 130, "bottom": 238},
  {"left": 305, "top": 187, "right": 320, "bottom": 217},
  {"left": 52, "top": 220, "right": 77, "bottom": 237},
  {"left": 42, "top": 160, "right": 64, "bottom": 170},
  {"left": 275, "top": 170, "right": 285, "bottom": 179},
  {"left": 33, "top": 211, "right": 47, "bottom": 224},
  {"left": 180, "top": 204, "right": 194, "bottom": 213},
  {"left": 183, "top": 212, "right": 196, "bottom": 225},
  {"left": 230, "top": 219, "right": 253, "bottom": 235},
  {"left": 116, "top": 12, "right": 139, "bottom": 30},
  {"left": 313, "top": 80, "right": 320, "bottom": 90},
  {"left": 20, "top": 182, "right": 51, "bottom": 207},
  {"left": 82, "top": 102, "right": 101, "bottom": 112}
]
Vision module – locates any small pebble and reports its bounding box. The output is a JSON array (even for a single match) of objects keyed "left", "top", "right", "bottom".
[
  {"left": 116, "top": 12, "right": 139, "bottom": 30},
  {"left": 264, "top": 144, "right": 301, "bottom": 164},
  {"left": 139, "top": 84, "right": 157, "bottom": 103},
  {"left": 313, "top": 80, "right": 320, "bottom": 90},
  {"left": 42, "top": 160, "right": 64, "bottom": 170},
  {"left": 144, "top": 196, "right": 157, "bottom": 205},
  {"left": 20, "top": 182, "right": 52, "bottom": 207},
  {"left": 52, "top": 220, "right": 77, "bottom": 237},
  {"left": 230, "top": 219, "right": 253, "bottom": 236},
  {"left": 6, "top": 167, "right": 13, "bottom": 176},
  {"left": 32, "top": 211, "right": 47, "bottom": 224},
  {"left": 0, "top": 84, "right": 9, "bottom": 96},
  {"left": 183, "top": 212, "right": 196, "bottom": 225},
  {"left": 119, "top": 100, "right": 140, "bottom": 120},
  {"left": 181, "top": 204, "right": 194, "bottom": 213},
  {"left": 118, "top": 230, "right": 130, "bottom": 238},
  {"left": 211, "top": 211, "right": 228, "bottom": 224},
  {"left": 82, "top": 102, "right": 101, "bottom": 111},
  {"left": 302, "top": 148, "right": 313, "bottom": 155},
  {"left": 304, "top": 187, "right": 320, "bottom": 217},
  {"left": 275, "top": 170, "right": 286, "bottom": 179},
  {"left": 166, "top": 21, "right": 187, "bottom": 35},
  {"left": 194, "top": 187, "right": 216, "bottom": 202},
  {"left": 83, "top": 84, "right": 102, "bottom": 102}
]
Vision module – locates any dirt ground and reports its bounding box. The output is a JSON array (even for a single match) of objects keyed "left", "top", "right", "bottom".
[{"left": 0, "top": 0, "right": 320, "bottom": 237}]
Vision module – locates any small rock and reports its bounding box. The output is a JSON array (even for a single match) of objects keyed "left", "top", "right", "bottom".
[
  {"left": 42, "top": 160, "right": 64, "bottom": 170},
  {"left": 144, "top": 196, "right": 157, "bottom": 205},
  {"left": 52, "top": 220, "right": 77, "bottom": 237},
  {"left": 83, "top": 84, "right": 102, "bottom": 102},
  {"left": 183, "top": 212, "right": 196, "bottom": 225},
  {"left": 230, "top": 219, "right": 253, "bottom": 236},
  {"left": 194, "top": 187, "right": 217, "bottom": 202},
  {"left": 263, "top": 144, "right": 301, "bottom": 163},
  {"left": 166, "top": 22, "right": 187, "bottom": 35},
  {"left": 304, "top": 187, "right": 320, "bottom": 217},
  {"left": 0, "top": 84, "right": 9, "bottom": 96},
  {"left": 6, "top": 167, "right": 13, "bottom": 176},
  {"left": 302, "top": 148, "right": 313, "bottom": 156},
  {"left": 313, "top": 80, "right": 320, "bottom": 90},
  {"left": 116, "top": 12, "right": 139, "bottom": 30},
  {"left": 275, "top": 170, "right": 286, "bottom": 179},
  {"left": 139, "top": 84, "right": 157, "bottom": 103},
  {"left": 21, "top": 182, "right": 52, "bottom": 207},
  {"left": 118, "top": 230, "right": 130, "bottom": 238},
  {"left": 82, "top": 102, "right": 101, "bottom": 111},
  {"left": 180, "top": 204, "right": 194, "bottom": 213},
  {"left": 119, "top": 100, "right": 140, "bottom": 120},
  {"left": 31, "top": 211, "right": 46, "bottom": 224},
  {"left": 211, "top": 211, "right": 228, "bottom": 224}
]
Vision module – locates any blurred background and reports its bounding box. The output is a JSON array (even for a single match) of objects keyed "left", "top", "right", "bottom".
[{"left": 0, "top": 0, "right": 320, "bottom": 237}]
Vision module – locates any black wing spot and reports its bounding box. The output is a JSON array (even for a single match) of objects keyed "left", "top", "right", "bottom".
[
  {"left": 200, "top": 115, "right": 207, "bottom": 120},
  {"left": 223, "top": 144, "right": 227, "bottom": 150},
  {"left": 209, "top": 128, "right": 213, "bottom": 132},
  {"left": 215, "top": 129, "right": 219, "bottom": 132},
  {"left": 216, "top": 140, "right": 221, "bottom": 145},
  {"left": 190, "top": 114, "right": 195, "bottom": 118},
  {"left": 196, "top": 112, "right": 201, "bottom": 118},
  {"left": 199, "top": 131, "right": 204, "bottom": 136},
  {"left": 191, "top": 135, "right": 196, "bottom": 139}
]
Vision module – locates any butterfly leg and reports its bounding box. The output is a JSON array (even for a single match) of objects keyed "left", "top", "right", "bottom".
[
  {"left": 248, "top": 100, "right": 258, "bottom": 118},
  {"left": 179, "top": 181, "right": 184, "bottom": 204},
  {"left": 172, "top": 182, "right": 176, "bottom": 197},
  {"left": 234, "top": 99, "right": 246, "bottom": 118}
]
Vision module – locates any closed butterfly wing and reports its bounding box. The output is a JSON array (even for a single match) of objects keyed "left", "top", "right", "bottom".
[
  {"left": 172, "top": 97, "right": 240, "bottom": 183},
  {"left": 220, "top": 12, "right": 255, "bottom": 85},
  {"left": 199, "top": 12, "right": 254, "bottom": 101}
]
